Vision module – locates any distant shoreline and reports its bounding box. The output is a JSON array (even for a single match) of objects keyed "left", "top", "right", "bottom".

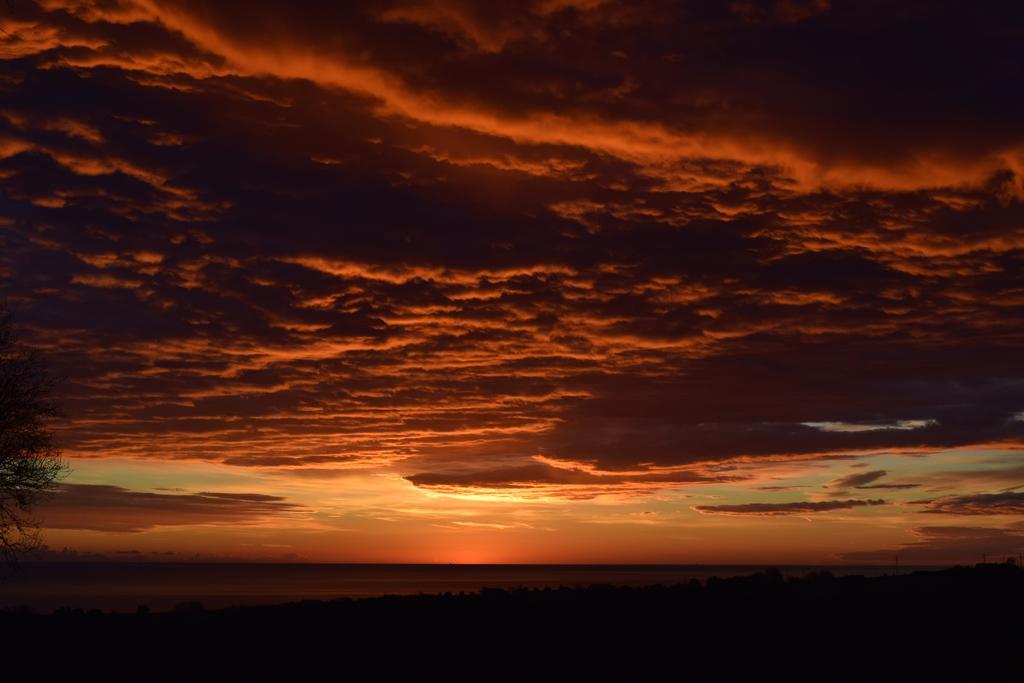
[
  {"left": 12, "top": 559, "right": 944, "bottom": 567},
  {"left": 0, "top": 560, "right": 969, "bottom": 614}
]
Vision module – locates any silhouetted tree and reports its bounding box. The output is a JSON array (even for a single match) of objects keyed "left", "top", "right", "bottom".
[{"left": 0, "top": 307, "right": 65, "bottom": 566}]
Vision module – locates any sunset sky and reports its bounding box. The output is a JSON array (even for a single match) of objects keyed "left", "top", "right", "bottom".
[{"left": 1, "top": 0, "right": 1022, "bottom": 564}]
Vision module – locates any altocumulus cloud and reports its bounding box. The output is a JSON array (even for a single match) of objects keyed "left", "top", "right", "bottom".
[{"left": 0, "top": 0, "right": 1021, "bottom": 499}]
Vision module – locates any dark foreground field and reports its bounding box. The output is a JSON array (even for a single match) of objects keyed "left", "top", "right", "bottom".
[{"left": 2, "top": 563, "right": 1020, "bottom": 679}]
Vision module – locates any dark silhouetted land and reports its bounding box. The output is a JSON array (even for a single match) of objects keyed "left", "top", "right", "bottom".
[{"left": 1, "top": 563, "right": 1020, "bottom": 679}]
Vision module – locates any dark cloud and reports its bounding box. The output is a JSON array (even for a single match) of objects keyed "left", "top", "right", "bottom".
[
  {"left": 538, "top": 377, "right": 1024, "bottom": 469},
  {"left": 855, "top": 483, "right": 921, "bottom": 491},
  {"left": 35, "top": 484, "right": 303, "bottom": 532},
  {"left": 918, "top": 491, "right": 1024, "bottom": 516},
  {"left": 829, "top": 470, "right": 887, "bottom": 489},
  {"left": 825, "top": 469, "right": 921, "bottom": 493},
  {"left": 692, "top": 499, "right": 885, "bottom": 516}
]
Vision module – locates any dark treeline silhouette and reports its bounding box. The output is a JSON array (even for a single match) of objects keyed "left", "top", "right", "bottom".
[{"left": 1, "top": 563, "right": 1020, "bottom": 679}]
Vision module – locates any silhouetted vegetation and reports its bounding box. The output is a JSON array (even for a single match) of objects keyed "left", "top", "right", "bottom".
[
  {"left": 1, "top": 564, "right": 1019, "bottom": 678},
  {"left": 0, "top": 308, "right": 65, "bottom": 567}
]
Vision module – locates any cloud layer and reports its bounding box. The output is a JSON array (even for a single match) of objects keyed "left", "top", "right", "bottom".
[
  {"left": 692, "top": 498, "right": 885, "bottom": 516},
  {"left": 36, "top": 483, "right": 303, "bottom": 532},
  {"left": 0, "top": 0, "right": 1021, "bottom": 511},
  {"left": 919, "top": 492, "right": 1024, "bottom": 516}
]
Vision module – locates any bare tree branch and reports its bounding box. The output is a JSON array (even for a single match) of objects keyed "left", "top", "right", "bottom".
[{"left": 0, "top": 305, "right": 67, "bottom": 567}]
